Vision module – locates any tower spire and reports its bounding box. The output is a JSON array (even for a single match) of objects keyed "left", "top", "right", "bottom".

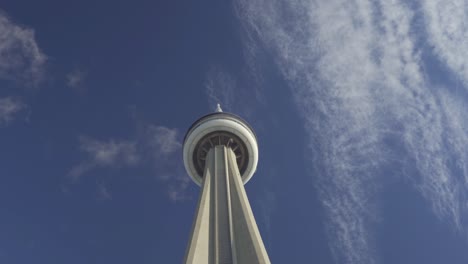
[{"left": 215, "top": 103, "right": 223, "bottom": 112}]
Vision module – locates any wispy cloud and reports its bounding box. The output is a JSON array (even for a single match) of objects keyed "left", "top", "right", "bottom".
[
  {"left": 203, "top": 65, "right": 267, "bottom": 120},
  {"left": 144, "top": 125, "right": 190, "bottom": 201},
  {"left": 204, "top": 66, "right": 236, "bottom": 111},
  {"left": 167, "top": 175, "right": 192, "bottom": 202},
  {"left": 146, "top": 125, "right": 182, "bottom": 157},
  {"left": 66, "top": 69, "right": 86, "bottom": 92},
  {"left": 79, "top": 136, "right": 140, "bottom": 166},
  {"left": 68, "top": 136, "right": 140, "bottom": 180},
  {"left": 68, "top": 125, "right": 189, "bottom": 201},
  {"left": 422, "top": 0, "right": 468, "bottom": 85},
  {"left": 235, "top": 0, "right": 468, "bottom": 262},
  {"left": 0, "top": 97, "right": 26, "bottom": 125},
  {"left": 235, "top": 1, "right": 385, "bottom": 262},
  {"left": 97, "top": 182, "right": 112, "bottom": 201},
  {"left": 0, "top": 11, "right": 46, "bottom": 86}
]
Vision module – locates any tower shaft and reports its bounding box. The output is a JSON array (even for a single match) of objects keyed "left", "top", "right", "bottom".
[{"left": 184, "top": 146, "right": 270, "bottom": 264}]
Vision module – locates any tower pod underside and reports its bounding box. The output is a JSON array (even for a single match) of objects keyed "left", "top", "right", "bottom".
[{"left": 183, "top": 113, "right": 258, "bottom": 186}]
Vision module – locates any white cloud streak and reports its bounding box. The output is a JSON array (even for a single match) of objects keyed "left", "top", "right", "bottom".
[
  {"left": 146, "top": 125, "right": 182, "bottom": 157},
  {"left": 144, "top": 125, "right": 190, "bottom": 202},
  {"left": 422, "top": 0, "right": 468, "bottom": 85},
  {"left": 68, "top": 136, "right": 140, "bottom": 180},
  {"left": 235, "top": 0, "right": 468, "bottom": 263},
  {"left": 66, "top": 69, "right": 86, "bottom": 91},
  {"left": 78, "top": 136, "right": 139, "bottom": 166},
  {"left": 0, "top": 12, "right": 46, "bottom": 85},
  {"left": 204, "top": 67, "right": 236, "bottom": 111},
  {"left": 68, "top": 125, "right": 189, "bottom": 201},
  {"left": 0, "top": 97, "right": 25, "bottom": 125}
]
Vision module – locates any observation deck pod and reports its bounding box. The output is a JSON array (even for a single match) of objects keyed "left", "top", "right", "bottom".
[{"left": 183, "top": 112, "right": 259, "bottom": 186}]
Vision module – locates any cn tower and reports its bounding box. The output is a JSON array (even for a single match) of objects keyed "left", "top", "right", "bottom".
[{"left": 183, "top": 105, "right": 271, "bottom": 264}]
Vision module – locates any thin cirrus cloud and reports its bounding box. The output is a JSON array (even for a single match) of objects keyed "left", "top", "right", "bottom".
[
  {"left": 235, "top": 0, "right": 468, "bottom": 263},
  {"left": 204, "top": 66, "right": 266, "bottom": 120},
  {"left": 204, "top": 66, "right": 236, "bottom": 111},
  {"left": 68, "top": 125, "right": 189, "bottom": 201},
  {"left": 146, "top": 125, "right": 182, "bottom": 158},
  {"left": 66, "top": 69, "right": 86, "bottom": 91},
  {"left": 0, "top": 97, "right": 26, "bottom": 125},
  {"left": 145, "top": 125, "right": 190, "bottom": 201},
  {"left": 0, "top": 11, "right": 46, "bottom": 126},
  {"left": 0, "top": 11, "right": 46, "bottom": 86},
  {"left": 422, "top": 0, "right": 468, "bottom": 86},
  {"left": 68, "top": 136, "right": 140, "bottom": 181}
]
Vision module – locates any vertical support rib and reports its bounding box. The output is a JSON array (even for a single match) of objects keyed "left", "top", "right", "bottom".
[
  {"left": 184, "top": 148, "right": 214, "bottom": 264},
  {"left": 184, "top": 146, "right": 271, "bottom": 264},
  {"left": 226, "top": 148, "right": 270, "bottom": 264},
  {"left": 213, "top": 146, "right": 233, "bottom": 263}
]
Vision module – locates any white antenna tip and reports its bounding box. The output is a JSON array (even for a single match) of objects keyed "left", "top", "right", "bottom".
[{"left": 215, "top": 103, "right": 223, "bottom": 112}]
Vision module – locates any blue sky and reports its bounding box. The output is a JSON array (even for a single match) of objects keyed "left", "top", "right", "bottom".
[{"left": 1, "top": 0, "right": 468, "bottom": 263}]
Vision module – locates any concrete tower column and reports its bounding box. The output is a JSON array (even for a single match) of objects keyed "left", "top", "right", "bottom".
[
  {"left": 182, "top": 108, "right": 270, "bottom": 264},
  {"left": 184, "top": 146, "right": 270, "bottom": 263}
]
